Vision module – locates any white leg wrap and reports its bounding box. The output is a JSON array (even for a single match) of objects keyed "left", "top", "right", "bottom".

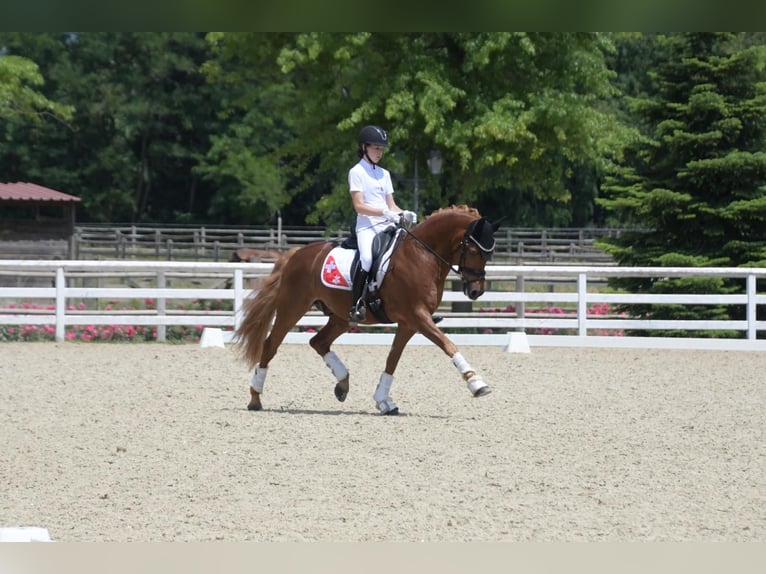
[
  {"left": 452, "top": 352, "right": 473, "bottom": 375},
  {"left": 323, "top": 351, "right": 349, "bottom": 381},
  {"left": 373, "top": 372, "right": 397, "bottom": 413},
  {"left": 250, "top": 366, "right": 267, "bottom": 394},
  {"left": 467, "top": 376, "right": 489, "bottom": 395}
]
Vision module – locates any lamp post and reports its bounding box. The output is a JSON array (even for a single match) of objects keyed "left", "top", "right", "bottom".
[{"left": 413, "top": 149, "right": 443, "bottom": 213}]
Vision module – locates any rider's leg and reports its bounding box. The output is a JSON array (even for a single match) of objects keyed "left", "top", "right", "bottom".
[
  {"left": 349, "top": 268, "right": 369, "bottom": 322},
  {"left": 349, "top": 227, "right": 375, "bottom": 323}
]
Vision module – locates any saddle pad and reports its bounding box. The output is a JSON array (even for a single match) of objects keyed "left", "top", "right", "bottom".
[
  {"left": 320, "top": 248, "right": 354, "bottom": 290},
  {"left": 320, "top": 231, "right": 401, "bottom": 291}
]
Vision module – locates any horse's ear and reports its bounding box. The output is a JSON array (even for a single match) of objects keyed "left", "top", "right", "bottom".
[{"left": 491, "top": 220, "right": 502, "bottom": 233}]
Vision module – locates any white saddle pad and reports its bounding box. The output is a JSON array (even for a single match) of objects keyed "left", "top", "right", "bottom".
[{"left": 320, "top": 231, "right": 401, "bottom": 291}]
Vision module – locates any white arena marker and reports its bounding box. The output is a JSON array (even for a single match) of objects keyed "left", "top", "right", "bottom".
[
  {"left": 0, "top": 527, "right": 52, "bottom": 542},
  {"left": 503, "top": 331, "right": 531, "bottom": 354},
  {"left": 199, "top": 327, "right": 225, "bottom": 348}
]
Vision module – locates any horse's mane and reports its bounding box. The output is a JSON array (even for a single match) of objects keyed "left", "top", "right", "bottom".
[{"left": 426, "top": 204, "right": 480, "bottom": 219}]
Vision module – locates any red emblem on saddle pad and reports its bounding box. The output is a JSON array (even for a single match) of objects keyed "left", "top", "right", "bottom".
[{"left": 322, "top": 255, "right": 350, "bottom": 288}]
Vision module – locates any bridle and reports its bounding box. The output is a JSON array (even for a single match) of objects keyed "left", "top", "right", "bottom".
[{"left": 401, "top": 218, "right": 495, "bottom": 294}]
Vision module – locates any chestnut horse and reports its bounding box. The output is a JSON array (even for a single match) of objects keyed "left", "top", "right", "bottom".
[
  {"left": 235, "top": 205, "right": 499, "bottom": 415},
  {"left": 228, "top": 248, "right": 282, "bottom": 262}
]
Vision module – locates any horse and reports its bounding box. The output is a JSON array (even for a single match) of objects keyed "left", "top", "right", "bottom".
[
  {"left": 234, "top": 204, "right": 500, "bottom": 415},
  {"left": 228, "top": 247, "right": 283, "bottom": 262},
  {"left": 226, "top": 248, "right": 284, "bottom": 290}
]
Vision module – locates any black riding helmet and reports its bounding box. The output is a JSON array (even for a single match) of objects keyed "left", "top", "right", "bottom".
[
  {"left": 357, "top": 125, "right": 388, "bottom": 166},
  {"left": 358, "top": 125, "right": 388, "bottom": 146}
]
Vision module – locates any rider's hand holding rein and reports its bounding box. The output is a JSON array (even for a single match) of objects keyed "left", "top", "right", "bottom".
[
  {"left": 401, "top": 210, "right": 417, "bottom": 225},
  {"left": 382, "top": 208, "right": 401, "bottom": 224}
]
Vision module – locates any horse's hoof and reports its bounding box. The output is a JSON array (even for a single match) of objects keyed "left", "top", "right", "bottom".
[
  {"left": 334, "top": 384, "right": 348, "bottom": 402},
  {"left": 247, "top": 401, "right": 263, "bottom": 411},
  {"left": 383, "top": 407, "right": 399, "bottom": 416},
  {"left": 473, "top": 386, "right": 492, "bottom": 398}
]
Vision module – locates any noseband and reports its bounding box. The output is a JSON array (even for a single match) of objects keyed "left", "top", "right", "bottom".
[
  {"left": 454, "top": 220, "right": 495, "bottom": 291},
  {"left": 402, "top": 217, "right": 495, "bottom": 295}
]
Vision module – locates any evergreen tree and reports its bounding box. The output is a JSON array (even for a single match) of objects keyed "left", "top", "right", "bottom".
[{"left": 598, "top": 33, "right": 766, "bottom": 336}]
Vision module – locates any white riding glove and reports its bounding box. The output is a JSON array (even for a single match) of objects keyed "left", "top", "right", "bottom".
[
  {"left": 382, "top": 208, "right": 401, "bottom": 224},
  {"left": 401, "top": 210, "right": 418, "bottom": 225}
]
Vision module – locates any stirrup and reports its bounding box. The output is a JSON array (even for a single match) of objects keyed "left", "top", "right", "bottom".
[{"left": 349, "top": 304, "right": 366, "bottom": 323}]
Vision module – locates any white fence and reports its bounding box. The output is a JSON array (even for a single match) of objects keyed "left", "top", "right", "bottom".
[
  {"left": 71, "top": 223, "right": 618, "bottom": 264},
  {"left": 1, "top": 260, "right": 766, "bottom": 351}
]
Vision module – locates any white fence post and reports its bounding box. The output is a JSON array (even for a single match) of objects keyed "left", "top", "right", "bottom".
[
  {"left": 55, "top": 266, "right": 66, "bottom": 343},
  {"left": 233, "top": 268, "right": 244, "bottom": 333},
  {"left": 747, "top": 273, "right": 756, "bottom": 340},
  {"left": 577, "top": 272, "right": 588, "bottom": 337},
  {"left": 157, "top": 271, "right": 166, "bottom": 342}
]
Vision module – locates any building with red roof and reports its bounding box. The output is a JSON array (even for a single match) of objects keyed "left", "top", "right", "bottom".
[{"left": 0, "top": 182, "right": 81, "bottom": 259}]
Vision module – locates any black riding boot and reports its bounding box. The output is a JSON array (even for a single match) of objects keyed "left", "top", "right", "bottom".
[{"left": 348, "top": 269, "right": 369, "bottom": 323}]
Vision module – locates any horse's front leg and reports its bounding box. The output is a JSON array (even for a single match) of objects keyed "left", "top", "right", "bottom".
[
  {"left": 416, "top": 314, "right": 491, "bottom": 398},
  {"left": 373, "top": 326, "right": 415, "bottom": 415},
  {"left": 310, "top": 315, "right": 353, "bottom": 402}
]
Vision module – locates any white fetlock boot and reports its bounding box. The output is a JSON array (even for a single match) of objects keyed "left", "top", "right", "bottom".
[
  {"left": 373, "top": 372, "right": 399, "bottom": 415},
  {"left": 452, "top": 352, "right": 492, "bottom": 397},
  {"left": 467, "top": 375, "right": 491, "bottom": 397}
]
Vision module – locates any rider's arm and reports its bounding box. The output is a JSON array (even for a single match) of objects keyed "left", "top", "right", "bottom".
[{"left": 351, "top": 190, "right": 400, "bottom": 217}]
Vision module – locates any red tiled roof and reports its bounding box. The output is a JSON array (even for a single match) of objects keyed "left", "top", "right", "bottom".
[{"left": 0, "top": 182, "right": 81, "bottom": 203}]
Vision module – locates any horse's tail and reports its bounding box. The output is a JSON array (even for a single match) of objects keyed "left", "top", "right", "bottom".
[{"left": 234, "top": 247, "right": 300, "bottom": 369}]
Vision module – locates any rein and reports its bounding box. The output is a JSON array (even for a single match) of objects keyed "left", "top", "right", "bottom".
[
  {"left": 399, "top": 221, "right": 493, "bottom": 283},
  {"left": 399, "top": 225, "right": 461, "bottom": 275}
]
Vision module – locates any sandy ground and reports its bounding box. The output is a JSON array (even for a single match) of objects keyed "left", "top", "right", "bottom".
[{"left": 0, "top": 341, "right": 763, "bottom": 542}]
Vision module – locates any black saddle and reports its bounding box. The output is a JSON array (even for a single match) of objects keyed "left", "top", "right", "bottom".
[
  {"left": 336, "top": 226, "right": 443, "bottom": 326},
  {"left": 340, "top": 227, "right": 400, "bottom": 323},
  {"left": 348, "top": 227, "right": 398, "bottom": 286}
]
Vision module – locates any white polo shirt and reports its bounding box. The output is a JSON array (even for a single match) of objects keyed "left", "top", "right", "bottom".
[{"left": 349, "top": 158, "right": 395, "bottom": 233}]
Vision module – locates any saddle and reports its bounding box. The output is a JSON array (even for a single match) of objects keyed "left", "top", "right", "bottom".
[{"left": 342, "top": 226, "right": 401, "bottom": 323}]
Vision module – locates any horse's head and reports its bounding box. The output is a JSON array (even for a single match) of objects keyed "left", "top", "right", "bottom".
[{"left": 457, "top": 217, "right": 500, "bottom": 300}]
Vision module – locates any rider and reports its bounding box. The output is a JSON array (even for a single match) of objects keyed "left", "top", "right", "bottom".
[{"left": 348, "top": 124, "right": 416, "bottom": 323}]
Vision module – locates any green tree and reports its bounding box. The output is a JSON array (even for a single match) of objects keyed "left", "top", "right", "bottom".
[
  {"left": 202, "top": 33, "right": 632, "bottom": 228},
  {"left": 598, "top": 33, "right": 766, "bottom": 335},
  {"left": 0, "top": 33, "right": 220, "bottom": 223},
  {"left": 0, "top": 51, "right": 73, "bottom": 122}
]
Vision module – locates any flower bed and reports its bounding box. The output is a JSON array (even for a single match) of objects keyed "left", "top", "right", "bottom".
[
  {"left": 0, "top": 299, "right": 231, "bottom": 343},
  {"left": 1, "top": 300, "right": 626, "bottom": 342}
]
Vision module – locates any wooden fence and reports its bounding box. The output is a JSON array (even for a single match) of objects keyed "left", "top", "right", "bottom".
[
  {"left": 72, "top": 223, "right": 621, "bottom": 264},
  {"left": 1, "top": 260, "right": 765, "bottom": 351}
]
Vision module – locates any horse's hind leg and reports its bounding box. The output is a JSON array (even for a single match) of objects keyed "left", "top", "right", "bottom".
[
  {"left": 309, "top": 314, "right": 352, "bottom": 402},
  {"left": 248, "top": 303, "right": 311, "bottom": 411}
]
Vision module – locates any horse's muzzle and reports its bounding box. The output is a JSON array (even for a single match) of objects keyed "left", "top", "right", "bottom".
[{"left": 464, "top": 281, "right": 485, "bottom": 301}]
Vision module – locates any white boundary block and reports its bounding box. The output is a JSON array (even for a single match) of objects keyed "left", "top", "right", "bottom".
[
  {"left": 503, "top": 331, "right": 531, "bottom": 353},
  {"left": 0, "top": 527, "right": 52, "bottom": 542},
  {"left": 199, "top": 327, "right": 225, "bottom": 348}
]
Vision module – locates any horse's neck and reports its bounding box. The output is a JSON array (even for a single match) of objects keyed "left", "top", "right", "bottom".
[
  {"left": 414, "top": 217, "right": 470, "bottom": 274},
  {"left": 421, "top": 215, "right": 472, "bottom": 262}
]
